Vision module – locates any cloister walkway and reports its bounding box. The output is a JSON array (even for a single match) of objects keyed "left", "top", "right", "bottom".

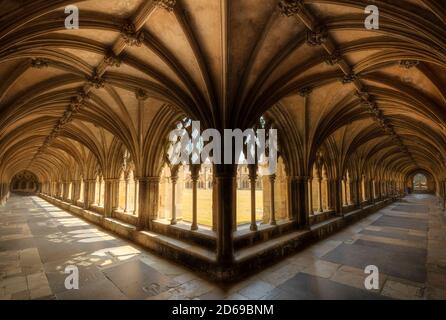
[{"left": 0, "top": 194, "right": 445, "bottom": 300}]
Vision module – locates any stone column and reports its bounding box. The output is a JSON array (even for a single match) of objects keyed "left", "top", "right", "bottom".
[
  {"left": 343, "top": 178, "right": 348, "bottom": 206},
  {"left": 63, "top": 181, "right": 69, "bottom": 201},
  {"left": 134, "top": 178, "right": 139, "bottom": 216},
  {"left": 83, "top": 179, "right": 92, "bottom": 209},
  {"left": 369, "top": 179, "right": 375, "bottom": 203},
  {"left": 296, "top": 176, "right": 310, "bottom": 228},
  {"left": 355, "top": 179, "right": 361, "bottom": 208},
  {"left": 287, "top": 176, "right": 298, "bottom": 222},
  {"left": 333, "top": 178, "right": 343, "bottom": 216},
  {"left": 103, "top": 178, "right": 116, "bottom": 217},
  {"left": 136, "top": 177, "right": 159, "bottom": 231},
  {"left": 112, "top": 179, "right": 120, "bottom": 212},
  {"left": 72, "top": 180, "right": 80, "bottom": 204},
  {"left": 317, "top": 177, "right": 323, "bottom": 213},
  {"left": 190, "top": 164, "right": 200, "bottom": 231},
  {"left": 288, "top": 176, "right": 309, "bottom": 229},
  {"left": 98, "top": 176, "right": 103, "bottom": 206},
  {"left": 215, "top": 165, "right": 235, "bottom": 267},
  {"left": 349, "top": 180, "right": 355, "bottom": 206},
  {"left": 170, "top": 167, "right": 179, "bottom": 225},
  {"left": 269, "top": 174, "right": 277, "bottom": 225},
  {"left": 124, "top": 174, "right": 131, "bottom": 213},
  {"left": 248, "top": 164, "right": 258, "bottom": 231},
  {"left": 308, "top": 177, "right": 314, "bottom": 215}
]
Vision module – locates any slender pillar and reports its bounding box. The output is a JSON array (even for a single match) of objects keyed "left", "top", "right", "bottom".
[
  {"left": 124, "top": 174, "right": 131, "bottom": 213},
  {"left": 354, "top": 179, "right": 361, "bottom": 208},
  {"left": 308, "top": 177, "right": 314, "bottom": 215},
  {"left": 248, "top": 164, "right": 258, "bottom": 231},
  {"left": 134, "top": 178, "right": 139, "bottom": 216},
  {"left": 98, "top": 176, "right": 103, "bottom": 206},
  {"left": 269, "top": 174, "right": 277, "bottom": 225},
  {"left": 343, "top": 178, "right": 348, "bottom": 206},
  {"left": 190, "top": 165, "right": 200, "bottom": 231},
  {"left": 317, "top": 177, "right": 323, "bottom": 213},
  {"left": 170, "top": 167, "right": 179, "bottom": 225}
]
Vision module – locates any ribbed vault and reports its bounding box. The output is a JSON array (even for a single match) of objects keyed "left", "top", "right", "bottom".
[{"left": 1, "top": 1, "right": 446, "bottom": 270}]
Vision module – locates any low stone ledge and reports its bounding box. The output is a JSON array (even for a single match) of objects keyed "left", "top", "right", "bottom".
[
  {"left": 104, "top": 217, "right": 136, "bottom": 238},
  {"left": 151, "top": 220, "right": 217, "bottom": 250},
  {"left": 38, "top": 193, "right": 398, "bottom": 281},
  {"left": 112, "top": 209, "right": 138, "bottom": 226}
]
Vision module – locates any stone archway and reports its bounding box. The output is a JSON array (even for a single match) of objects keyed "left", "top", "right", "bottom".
[
  {"left": 10, "top": 171, "right": 40, "bottom": 194},
  {"left": 405, "top": 170, "right": 435, "bottom": 194}
]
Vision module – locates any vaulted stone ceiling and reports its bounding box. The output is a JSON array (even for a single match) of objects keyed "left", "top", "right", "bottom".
[{"left": 0, "top": 0, "right": 445, "bottom": 184}]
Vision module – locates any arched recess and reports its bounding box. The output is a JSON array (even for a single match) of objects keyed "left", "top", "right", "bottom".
[
  {"left": 405, "top": 169, "right": 436, "bottom": 194},
  {"left": 10, "top": 170, "right": 40, "bottom": 193}
]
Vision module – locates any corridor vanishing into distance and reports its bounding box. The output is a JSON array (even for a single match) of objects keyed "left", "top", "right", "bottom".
[{"left": 1, "top": 193, "right": 445, "bottom": 300}]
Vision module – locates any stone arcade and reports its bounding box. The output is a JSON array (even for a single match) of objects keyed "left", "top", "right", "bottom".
[{"left": 0, "top": 0, "right": 446, "bottom": 300}]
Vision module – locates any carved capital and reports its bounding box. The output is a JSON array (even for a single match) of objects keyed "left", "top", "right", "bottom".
[
  {"left": 69, "top": 98, "right": 83, "bottom": 113},
  {"left": 298, "top": 86, "right": 313, "bottom": 97},
  {"left": 342, "top": 73, "right": 358, "bottom": 84},
  {"left": 306, "top": 26, "right": 328, "bottom": 46},
  {"left": 120, "top": 22, "right": 144, "bottom": 47},
  {"left": 76, "top": 89, "right": 91, "bottom": 102},
  {"left": 154, "top": 0, "right": 176, "bottom": 12},
  {"left": 278, "top": 0, "right": 304, "bottom": 17},
  {"left": 88, "top": 71, "right": 105, "bottom": 89},
  {"left": 103, "top": 52, "right": 121, "bottom": 67},
  {"left": 324, "top": 49, "right": 342, "bottom": 66},
  {"left": 135, "top": 88, "right": 149, "bottom": 101}
]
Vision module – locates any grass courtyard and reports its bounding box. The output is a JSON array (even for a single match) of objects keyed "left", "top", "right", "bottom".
[{"left": 180, "top": 189, "right": 264, "bottom": 227}]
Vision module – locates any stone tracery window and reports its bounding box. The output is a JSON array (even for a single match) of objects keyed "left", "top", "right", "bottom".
[
  {"left": 235, "top": 116, "right": 287, "bottom": 230},
  {"left": 309, "top": 156, "right": 329, "bottom": 215},
  {"left": 117, "top": 150, "right": 138, "bottom": 215},
  {"left": 159, "top": 118, "right": 214, "bottom": 230}
]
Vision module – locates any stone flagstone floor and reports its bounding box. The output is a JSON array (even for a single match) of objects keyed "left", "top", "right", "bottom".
[{"left": 0, "top": 194, "right": 446, "bottom": 300}]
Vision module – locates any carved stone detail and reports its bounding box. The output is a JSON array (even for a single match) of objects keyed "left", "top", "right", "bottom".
[
  {"left": 306, "top": 26, "right": 328, "bottom": 46},
  {"left": 342, "top": 73, "right": 358, "bottom": 84},
  {"left": 136, "top": 88, "right": 149, "bottom": 101},
  {"left": 325, "top": 50, "right": 342, "bottom": 66},
  {"left": 298, "top": 86, "right": 313, "bottom": 97},
  {"left": 104, "top": 52, "right": 121, "bottom": 67},
  {"left": 154, "top": 0, "right": 176, "bottom": 12},
  {"left": 120, "top": 22, "right": 144, "bottom": 47},
  {"left": 88, "top": 71, "right": 105, "bottom": 89},
  {"left": 278, "top": 0, "right": 304, "bottom": 17}
]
